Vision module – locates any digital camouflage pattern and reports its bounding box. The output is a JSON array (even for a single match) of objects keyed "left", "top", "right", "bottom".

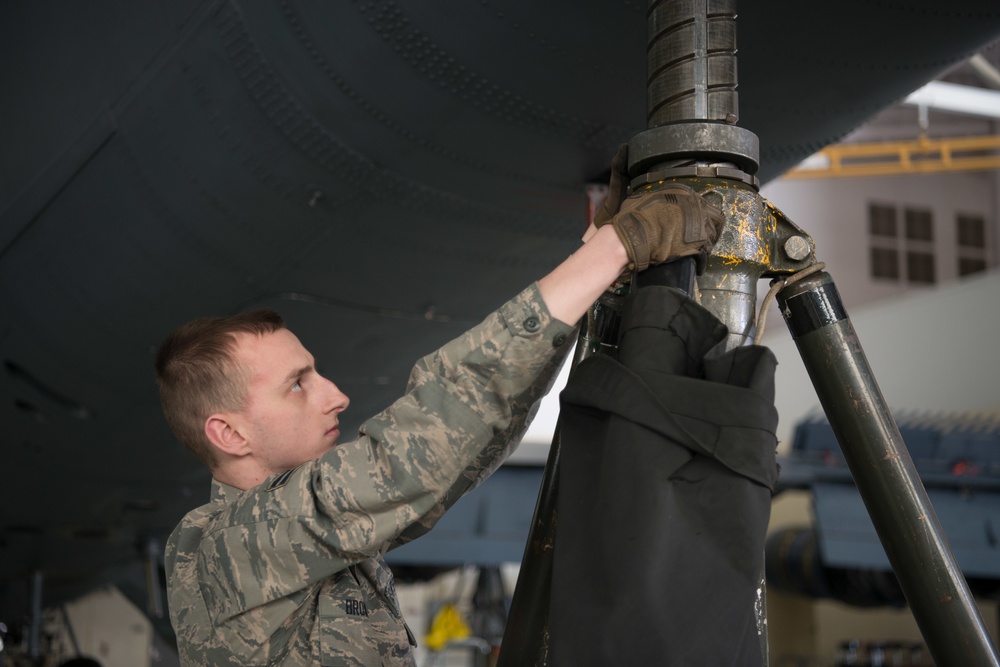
[{"left": 165, "top": 283, "right": 575, "bottom": 666}]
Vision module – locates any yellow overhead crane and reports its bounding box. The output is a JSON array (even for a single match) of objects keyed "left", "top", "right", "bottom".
[{"left": 785, "top": 133, "right": 1000, "bottom": 179}]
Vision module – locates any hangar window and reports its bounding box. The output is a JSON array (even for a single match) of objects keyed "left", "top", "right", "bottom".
[
  {"left": 869, "top": 203, "right": 897, "bottom": 238},
  {"left": 956, "top": 213, "right": 988, "bottom": 278},
  {"left": 870, "top": 247, "right": 899, "bottom": 280},
  {"left": 903, "top": 207, "right": 935, "bottom": 285},
  {"left": 868, "top": 203, "right": 938, "bottom": 285},
  {"left": 905, "top": 208, "right": 934, "bottom": 242},
  {"left": 869, "top": 203, "right": 899, "bottom": 280},
  {"left": 906, "top": 250, "right": 936, "bottom": 284}
]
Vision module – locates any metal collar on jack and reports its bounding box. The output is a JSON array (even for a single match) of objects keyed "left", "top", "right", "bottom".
[{"left": 627, "top": 122, "right": 761, "bottom": 180}]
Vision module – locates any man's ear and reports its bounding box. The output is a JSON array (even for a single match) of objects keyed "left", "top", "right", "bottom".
[{"left": 204, "top": 414, "right": 250, "bottom": 457}]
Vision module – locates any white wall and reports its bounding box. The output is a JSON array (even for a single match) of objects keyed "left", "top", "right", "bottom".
[
  {"left": 760, "top": 170, "right": 997, "bottom": 310},
  {"left": 760, "top": 170, "right": 999, "bottom": 445},
  {"left": 761, "top": 267, "right": 1000, "bottom": 447}
]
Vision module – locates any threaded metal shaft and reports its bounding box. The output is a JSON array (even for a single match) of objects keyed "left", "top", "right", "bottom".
[{"left": 646, "top": 0, "right": 738, "bottom": 128}]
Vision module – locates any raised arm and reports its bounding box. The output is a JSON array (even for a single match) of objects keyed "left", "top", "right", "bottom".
[
  {"left": 538, "top": 182, "right": 726, "bottom": 326},
  {"left": 537, "top": 224, "right": 628, "bottom": 325}
]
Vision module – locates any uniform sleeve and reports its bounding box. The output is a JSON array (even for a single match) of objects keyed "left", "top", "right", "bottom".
[
  {"left": 364, "top": 281, "right": 576, "bottom": 547},
  {"left": 196, "top": 283, "right": 576, "bottom": 620},
  {"left": 310, "top": 281, "right": 575, "bottom": 556}
]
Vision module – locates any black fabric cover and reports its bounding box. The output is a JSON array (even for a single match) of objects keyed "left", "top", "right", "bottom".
[{"left": 549, "top": 286, "right": 779, "bottom": 666}]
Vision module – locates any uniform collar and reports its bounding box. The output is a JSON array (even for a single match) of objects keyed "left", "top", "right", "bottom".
[{"left": 210, "top": 478, "right": 245, "bottom": 504}]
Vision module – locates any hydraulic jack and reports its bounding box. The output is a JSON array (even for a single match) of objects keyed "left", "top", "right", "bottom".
[{"left": 498, "top": 1, "right": 1000, "bottom": 666}]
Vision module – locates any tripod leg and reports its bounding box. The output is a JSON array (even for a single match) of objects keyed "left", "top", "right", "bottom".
[
  {"left": 498, "top": 286, "right": 630, "bottom": 667},
  {"left": 778, "top": 271, "right": 1000, "bottom": 667},
  {"left": 494, "top": 422, "right": 561, "bottom": 667}
]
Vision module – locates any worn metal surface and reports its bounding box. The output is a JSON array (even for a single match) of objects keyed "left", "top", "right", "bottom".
[
  {"left": 646, "top": 0, "right": 738, "bottom": 125},
  {"left": 628, "top": 123, "right": 760, "bottom": 175},
  {"left": 495, "top": 425, "right": 560, "bottom": 667},
  {"left": 502, "top": 2, "right": 791, "bottom": 664},
  {"left": 504, "top": 1, "right": 992, "bottom": 663},
  {"left": 778, "top": 272, "right": 1000, "bottom": 667},
  {"left": 497, "top": 290, "right": 623, "bottom": 667}
]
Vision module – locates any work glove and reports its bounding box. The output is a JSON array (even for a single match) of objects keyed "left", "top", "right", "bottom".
[{"left": 599, "top": 183, "right": 726, "bottom": 273}]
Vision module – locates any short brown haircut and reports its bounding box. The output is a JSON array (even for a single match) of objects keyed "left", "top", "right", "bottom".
[{"left": 155, "top": 309, "right": 285, "bottom": 467}]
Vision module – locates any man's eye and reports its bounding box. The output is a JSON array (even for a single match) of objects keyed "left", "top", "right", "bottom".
[{"left": 291, "top": 381, "right": 303, "bottom": 392}]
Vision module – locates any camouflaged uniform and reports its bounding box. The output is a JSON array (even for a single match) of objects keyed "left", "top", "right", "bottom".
[{"left": 165, "top": 283, "right": 575, "bottom": 666}]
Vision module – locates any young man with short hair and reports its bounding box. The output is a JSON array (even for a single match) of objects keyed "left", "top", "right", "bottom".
[{"left": 156, "top": 186, "right": 723, "bottom": 666}]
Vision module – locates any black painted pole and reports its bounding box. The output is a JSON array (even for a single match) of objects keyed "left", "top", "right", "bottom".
[{"left": 778, "top": 272, "right": 1000, "bottom": 667}]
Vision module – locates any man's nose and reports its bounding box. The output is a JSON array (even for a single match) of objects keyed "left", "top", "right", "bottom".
[{"left": 322, "top": 377, "right": 349, "bottom": 413}]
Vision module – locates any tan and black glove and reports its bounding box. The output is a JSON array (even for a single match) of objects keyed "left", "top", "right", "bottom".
[{"left": 599, "top": 183, "right": 726, "bottom": 273}]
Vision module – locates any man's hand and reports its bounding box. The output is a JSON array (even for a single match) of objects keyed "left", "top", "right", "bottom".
[
  {"left": 538, "top": 153, "right": 726, "bottom": 326},
  {"left": 599, "top": 183, "right": 726, "bottom": 273}
]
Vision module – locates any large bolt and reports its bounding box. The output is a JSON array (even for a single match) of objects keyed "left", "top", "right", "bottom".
[{"left": 784, "top": 235, "right": 811, "bottom": 261}]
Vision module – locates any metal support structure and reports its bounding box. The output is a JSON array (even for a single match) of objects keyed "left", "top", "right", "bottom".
[
  {"left": 501, "top": 0, "right": 1000, "bottom": 664},
  {"left": 498, "top": 312, "right": 614, "bottom": 667},
  {"left": 611, "top": 0, "right": 747, "bottom": 309},
  {"left": 778, "top": 274, "right": 1000, "bottom": 666},
  {"left": 494, "top": 425, "right": 559, "bottom": 667},
  {"left": 500, "top": 1, "right": 768, "bottom": 663},
  {"left": 785, "top": 133, "right": 1000, "bottom": 179},
  {"left": 627, "top": 2, "right": 775, "bottom": 663}
]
